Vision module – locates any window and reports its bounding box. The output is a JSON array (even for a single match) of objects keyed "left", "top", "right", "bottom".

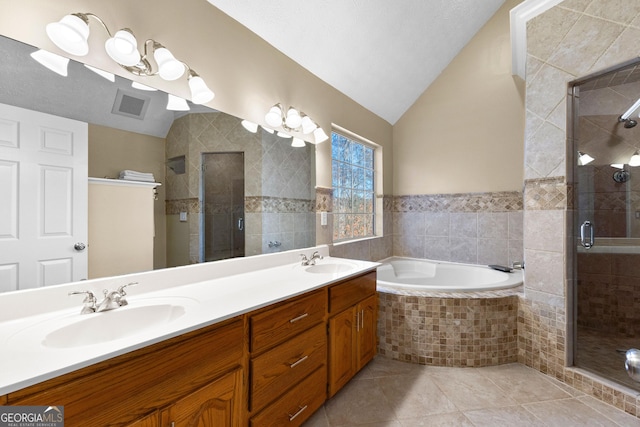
[{"left": 331, "top": 131, "right": 375, "bottom": 241}]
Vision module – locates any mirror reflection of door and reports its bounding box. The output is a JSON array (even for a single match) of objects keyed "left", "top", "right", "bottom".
[
  {"left": 0, "top": 103, "right": 88, "bottom": 292},
  {"left": 202, "top": 152, "right": 245, "bottom": 262}
]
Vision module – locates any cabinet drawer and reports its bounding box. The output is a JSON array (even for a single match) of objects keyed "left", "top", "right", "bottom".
[
  {"left": 329, "top": 272, "right": 376, "bottom": 314},
  {"left": 251, "top": 323, "right": 326, "bottom": 412},
  {"left": 250, "top": 366, "right": 326, "bottom": 427},
  {"left": 250, "top": 290, "right": 326, "bottom": 353}
]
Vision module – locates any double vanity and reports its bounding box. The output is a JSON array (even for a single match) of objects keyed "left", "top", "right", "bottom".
[{"left": 0, "top": 246, "right": 379, "bottom": 426}]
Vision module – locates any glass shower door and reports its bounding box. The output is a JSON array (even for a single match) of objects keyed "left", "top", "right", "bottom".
[
  {"left": 572, "top": 59, "right": 640, "bottom": 391},
  {"left": 202, "top": 152, "right": 245, "bottom": 262}
]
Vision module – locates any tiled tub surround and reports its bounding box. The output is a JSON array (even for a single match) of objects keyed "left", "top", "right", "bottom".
[
  {"left": 519, "top": 0, "right": 640, "bottom": 419},
  {"left": 378, "top": 289, "right": 521, "bottom": 368},
  {"left": 392, "top": 191, "right": 524, "bottom": 267}
]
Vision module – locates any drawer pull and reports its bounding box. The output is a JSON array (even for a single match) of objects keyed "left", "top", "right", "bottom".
[
  {"left": 289, "top": 355, "right": 308, "bottom": 368},
  {"left": 289, "top": 313, "right": 309, "bottom": 323},
  {"left": 288, "top": 405, "right": 308, "bottom": 422}
]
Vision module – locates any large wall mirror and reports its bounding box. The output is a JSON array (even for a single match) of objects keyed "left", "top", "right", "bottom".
[{"left": 0, "top": 34, "right": 316, "bottom": 293}]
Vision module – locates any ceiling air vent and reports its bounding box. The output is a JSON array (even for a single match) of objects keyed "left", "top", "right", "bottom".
[{"left": 111, "top": 88, "right": 150, "bottom": 120}]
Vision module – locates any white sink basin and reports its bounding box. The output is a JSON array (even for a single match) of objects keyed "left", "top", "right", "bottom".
[
  {"left": 8, "top": 297, "right": 199, "bottom": 350},
  {"left": 43, "top": 303, "right": 188, "bottom": 348},
  {"left": 305, "top": 263, "right": 356, "bottom": 274}
]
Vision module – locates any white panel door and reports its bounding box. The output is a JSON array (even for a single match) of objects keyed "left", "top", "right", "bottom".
[{"left": 0, "top": 103, "right": 88, "bottom": 291}]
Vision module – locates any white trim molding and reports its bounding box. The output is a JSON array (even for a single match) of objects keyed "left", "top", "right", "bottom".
[{"left": 510, "top": 0, "right": 564, "bottom": 79}]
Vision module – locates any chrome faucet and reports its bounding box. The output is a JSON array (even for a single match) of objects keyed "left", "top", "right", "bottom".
[
  {"left": 300, "top": 251, "right": 324, "bottom": 266},
  {"left": 69, "top": 282, "right": 137, "bottom": 314},
  {"left": 68, "top": 290, "right": 98, "bottom": 314}
]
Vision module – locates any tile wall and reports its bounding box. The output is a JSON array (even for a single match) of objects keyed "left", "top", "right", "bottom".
[
  {"left": 165, "top": 112, "right": 315, "bottom": 262},
  {"left": 391, "top": 192, "right": 523, "bottom": 267},
  {"left": 522, "top": 0, "right": 640, "bottom": 416}
]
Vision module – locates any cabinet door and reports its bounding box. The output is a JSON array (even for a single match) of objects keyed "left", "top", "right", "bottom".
[
  {"left": 163, "top": 368, "right": 243, "bottom": 427},
  {"left": 357, "top": 294, "right": 377, "bottom": 370},
  {"left": 328, "top": 307, "right": 356, "bottom": 397},
  {"left": 125, "top": 411, "right": 159, "bottom": 427}
]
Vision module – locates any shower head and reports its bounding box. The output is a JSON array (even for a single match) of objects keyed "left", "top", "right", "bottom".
[{"left": 618, "top": 116, "right": 638, "bottom": 128}]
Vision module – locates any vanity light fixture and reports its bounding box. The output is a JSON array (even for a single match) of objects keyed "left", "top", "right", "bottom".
[
  {"left": 264, "top": 103, "right": 328, "bottom": 144},
  {"left": 291, "top": 137, "right": 305, "bottom": 147},
  {"left": 45, "top": 12, "right": 214, "bottom": 104},
  {"left": 131, "top": 81, "right": 158, "bottom": 91},
  {"left": 629, "top": 151, "right": 640, "bottom": 167},
  {"left": 30, "top": 49, "right": 69, "bottom": 76},
  {"left": 84, "top": 64, "right": 115, "bottom": 82},
  {"left": 166, "top": 94, "right": 189, "bottom": 111},
  {"left": 241, "top": 120, "right": 259, "bottom": 133},
  {"left": 577, "top": 151, "right": 594, "bottom": 166}
]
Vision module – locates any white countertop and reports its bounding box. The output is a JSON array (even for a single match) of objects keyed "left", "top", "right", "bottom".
[{"left": 0, "top": 246, "right": 379, "bottom": 395}]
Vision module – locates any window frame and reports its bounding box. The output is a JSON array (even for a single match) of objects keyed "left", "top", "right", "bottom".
[{"left": 331, "top": 128, "right": 378, "bottom": 243}]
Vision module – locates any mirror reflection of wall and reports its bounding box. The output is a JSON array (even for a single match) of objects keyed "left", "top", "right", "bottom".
[
  {"left": 0, "top": 34, "right": 316, "bottom": 292},
  {"left": 165, "top": 113, "right": 316, "bottom": 266}
]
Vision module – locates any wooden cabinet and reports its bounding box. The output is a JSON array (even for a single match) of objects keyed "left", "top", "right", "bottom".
[
  {"left": 161, "top": 368, "right": 243, "bottom": 427},
  {"left": 6, "top": 269, "right": 378, "bottom": 425},
  {"left": 328, "top": 272, "right": 377, "bottom": 397},
  {"left": 248, "top": 289, "right": 327, "bottom": 425},
  {"left": 6, "top": 317, "right": 245, "bottom": 427},
  {"left": 125, "top": 411, "right": 159, "bottom": 427}
]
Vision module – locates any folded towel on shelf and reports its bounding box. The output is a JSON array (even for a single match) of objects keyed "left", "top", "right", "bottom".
[{"left": 119, "top": 170, "right": 156, "bottom": 182}]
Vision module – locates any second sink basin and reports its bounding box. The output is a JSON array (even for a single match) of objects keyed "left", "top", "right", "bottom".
[{"left": 305, "top": 262, "right": 356, "bottom": 274}]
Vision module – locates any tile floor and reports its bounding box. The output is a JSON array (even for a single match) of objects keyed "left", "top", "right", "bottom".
[{"left": 303, "top": 356, "right": 640, "bottom": 426}]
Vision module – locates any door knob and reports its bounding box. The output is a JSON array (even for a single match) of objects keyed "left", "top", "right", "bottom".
[{"left": 74, "top": 242, "right": 86, "bottom": 251}]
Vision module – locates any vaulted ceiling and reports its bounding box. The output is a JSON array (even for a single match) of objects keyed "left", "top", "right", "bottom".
[{"left": 207, "top": 0, "right": 506, "bottom": 124}]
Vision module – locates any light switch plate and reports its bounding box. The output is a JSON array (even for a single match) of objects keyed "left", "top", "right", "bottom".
[{"left": 179, "top": 211, "right": 187, "bottom": 222}]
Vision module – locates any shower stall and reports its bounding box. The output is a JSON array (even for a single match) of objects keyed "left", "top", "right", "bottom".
[
  {"left": 571, "top": 58, "right": 640, "bottom": 390},
  {"left": 201, "top": 152, "right": 245, "bottom": 262}
]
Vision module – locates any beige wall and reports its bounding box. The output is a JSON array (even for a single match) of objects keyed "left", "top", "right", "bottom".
[
  {"left": 88, "top": 124, "right": 166, "bottom": 269},
  {"left": 0, "top": 0, "right": 393, "bottom": 196},
  {"left": 393, "top": 0, "right": 525, "bottom": 195}
]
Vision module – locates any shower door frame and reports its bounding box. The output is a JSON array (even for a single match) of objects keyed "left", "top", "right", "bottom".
[
  {"left": 199, "top": 151, "right": 245, "bottom": 263},
  {"left": 568, "top": 57, "right": 640, "bottom": 385}
]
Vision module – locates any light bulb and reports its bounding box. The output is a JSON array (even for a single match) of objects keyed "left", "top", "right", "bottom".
[
  {"left": 46, "top": 14, "right": 90, "bottom": 56},
  {"left": 84, "top": 64, "right": 115, "bottom": 82},
  {"left": 166, "top": 94, "right": 190, "bottom": 111},
  {"left": 630, "top": 151, "right": 640, "bottom": 167},
  {"left": 313, "top": 127, "right": 329, "bottom": 144},
  {"left": 131, "top": 82, "right": 157, "bottom": 91},
  {"left": 105, "top": 29, "right": 140, "bottom": 66},
  {"left": 188, "top": 75, "right": 214, "bottom": 104},
  {"left": 241, "top": 120, "right": 258, "bottom": 133},
  {"left": 577, "top": 151, "right": 594, "bottom": 166},
  {"left": 301, "top": 115, "right": 317, "bottom": 134},
  {"left": 285, "top": 107, "right": 302, "bottom": 129},
  {"left": 291, "top": 137, "right": 306, "bottom": 147},
  {"left": 154, "top": 47, "right": 185, "bottom": 81},
  {"left": 265, "top": 104, "right": 283, "bottom": 128},
  {"left": 30, "top": 49, "right": 69, "bottom": 77}
]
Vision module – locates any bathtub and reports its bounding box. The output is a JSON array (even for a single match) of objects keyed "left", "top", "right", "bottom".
[
  {"left": 376, "top": 257, "right": 523, "bottom": 293},
  {"left": 376, "top": 257, "right": 523, "bottom": 367}
]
